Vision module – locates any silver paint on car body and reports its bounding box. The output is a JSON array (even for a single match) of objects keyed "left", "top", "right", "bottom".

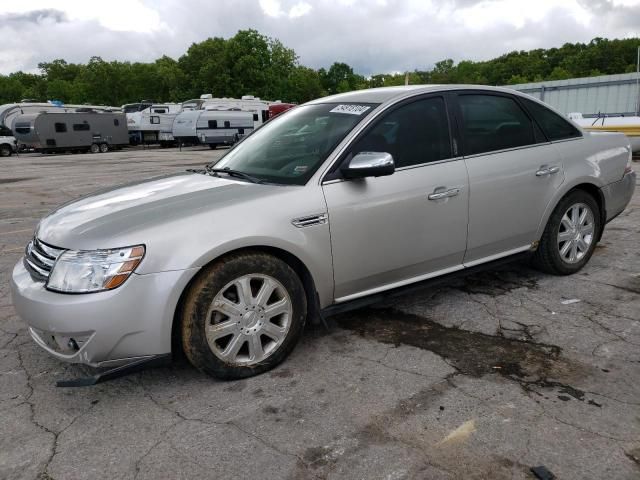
[{"left": 10, "top": 85, "right": 637, "bottom": 367}]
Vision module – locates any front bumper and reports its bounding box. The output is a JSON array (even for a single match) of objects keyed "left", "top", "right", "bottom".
[
  {"left": 11, "top": 260, "right": 198, "bottom": 367},
  {"left": 602, "top": 171, "right": 636, "bottom": 222}
]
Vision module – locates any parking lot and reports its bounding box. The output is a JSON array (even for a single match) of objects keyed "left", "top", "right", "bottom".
[{"left": 1, "top": 148, "right": 639, "bottom": 480}]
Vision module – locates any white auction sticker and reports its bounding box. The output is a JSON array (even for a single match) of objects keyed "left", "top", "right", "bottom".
[{"left": 330, "top": 104, "right": 371, "bottom": 115}]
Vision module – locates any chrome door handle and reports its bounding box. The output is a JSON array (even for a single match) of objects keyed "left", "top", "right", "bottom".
[
  {"left": 428, "top": 188, "right": 460, "bottom": 200},
  {"left": 536, "top": 165, "right": 560, "bottom": 176}
]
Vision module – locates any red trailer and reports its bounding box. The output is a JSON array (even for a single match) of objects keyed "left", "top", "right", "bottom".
[{"left": 268, "top": 102, "right": 296, "bottom": 118}]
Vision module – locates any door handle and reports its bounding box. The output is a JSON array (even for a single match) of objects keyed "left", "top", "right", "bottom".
[
  {"left": 428, "top": 188, "right": 460, "bottom": 200},
  {"left": 536, "top": 165, "right": 560, "bottom": 176}
]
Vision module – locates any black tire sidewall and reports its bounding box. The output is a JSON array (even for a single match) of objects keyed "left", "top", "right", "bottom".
[
  {"left": 0, "top": 145, "right": 10, "bottom": 157},
  {"left": 182, "top": 252, "right": 307, "bottom": 380},
  {"left": 542, "top": 191, "right": 601, "bottom": 274}
]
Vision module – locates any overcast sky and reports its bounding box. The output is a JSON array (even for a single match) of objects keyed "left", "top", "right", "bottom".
[{"left": 1, "top": 0, "right": 639, "bottom": 76}]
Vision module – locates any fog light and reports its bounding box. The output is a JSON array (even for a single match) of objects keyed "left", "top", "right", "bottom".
[{"left": 67, "top": 338, "right": 79, "bottom": 351}]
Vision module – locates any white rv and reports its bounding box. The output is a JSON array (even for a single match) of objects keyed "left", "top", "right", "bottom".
[
  {"left": 126, "top": 103, "right": 182, "bottom": 146},
  {"left": 172, "top": 110, "right": 254, "bottom": 148},
  {"left": 198, "top": 94, "right": 271, "bottom": 128}
]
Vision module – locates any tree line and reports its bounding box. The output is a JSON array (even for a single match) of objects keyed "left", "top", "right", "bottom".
[{"left": 0, "top": 31, "right": 638, "bottom": 107}]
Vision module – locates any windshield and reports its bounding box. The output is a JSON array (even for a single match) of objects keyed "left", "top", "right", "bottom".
[{"left": 212, "top": 103, "right": 378, "bottom": 185}]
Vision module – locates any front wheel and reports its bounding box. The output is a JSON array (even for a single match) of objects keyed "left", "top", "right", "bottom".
[
  {"left": 532, "top": 190, "right": 601, "bottom": 275},
  {"left": 181, "top": 252, "right": 307, "bottom": 379}
]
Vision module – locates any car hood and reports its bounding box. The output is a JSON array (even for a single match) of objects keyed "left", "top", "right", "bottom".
[{"left": 37, "top": 172, "right": 283, "bottom": 249}]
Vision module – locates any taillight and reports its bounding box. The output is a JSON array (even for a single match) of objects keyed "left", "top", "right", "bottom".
[{"left": 624, "top": 147, "right": 633, "bottom": 175}]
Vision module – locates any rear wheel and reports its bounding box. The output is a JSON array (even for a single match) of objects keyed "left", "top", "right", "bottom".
[
  {"left": 181, "top": 252, "right": 307, "bottom": 379},
  {"left": 99, "top": 143, "right": 109, "bottom": 153},
  {"left": 208, "top": 143, "right": 217, "bottom": 150},
  {"left": 0, "top": 144, "right": 11, "bottom": 157},
  {"left": 532, "top": 190, "right": 601, "bottom": 275},
  {"left": 89, "top": 143, "right": 100, "bottom": 154}
]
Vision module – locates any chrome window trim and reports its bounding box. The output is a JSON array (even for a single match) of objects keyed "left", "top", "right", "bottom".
[{"left": 321, "top": 155, "right": 465, "bottom": 185}]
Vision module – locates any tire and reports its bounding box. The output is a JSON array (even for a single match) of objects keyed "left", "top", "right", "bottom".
[
  {"left": 181, "top": 251, "right": 307, "bottom": 379},
  {"left": 532, "top": 190, "right": 601, "bottom": 275},
  {"left": 208, "top": 143, "right": 217, "bottom": 150},
  {"left": 89, "top": 143, "right": 100, "bottom": 154},
  {"left": 99, "top": 143, "right": 109, "bottom": 153},
  {"left": 0, "top": 144, "right": 12, "bottom": 157}
]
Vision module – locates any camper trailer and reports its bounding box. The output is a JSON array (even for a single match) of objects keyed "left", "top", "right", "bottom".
[
  {"left": 199, "top": 94, "right": 271, "bottom": 128},
  {"left": 268, "top": 101, "right": 296, "bottom": 118},
  {"left": 126, "top": 103, "right": 181, "bottom": 146},
  {"left": 13, "top": 111, "right": 128, "bottom": 154},
  {"left": 0, "top": 102, "right": 121, "bottom": 131},
  {"left": 173, "top": 110, "right": 254, "bottom": 148}
]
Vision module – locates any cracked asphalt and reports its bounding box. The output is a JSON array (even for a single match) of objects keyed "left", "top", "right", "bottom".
[{"left": 1, "top": 148, "right": 639, "bottom": 480}]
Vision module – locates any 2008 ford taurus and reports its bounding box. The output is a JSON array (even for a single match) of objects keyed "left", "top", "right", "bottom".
[{"left": 11, "top": 85, "right": 636, "bottom": 380}]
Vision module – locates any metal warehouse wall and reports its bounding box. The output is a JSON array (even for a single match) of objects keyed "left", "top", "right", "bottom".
[{"left": 507, "top": 72, "right": 640, "bottom": 117}]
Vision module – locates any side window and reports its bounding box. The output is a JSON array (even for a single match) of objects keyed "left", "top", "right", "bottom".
[
  {"left": 350, "top": 97, "right": 452, "bottom": 168},
  {"left": 224, "top": 121, "right": 230, "bottom": 128},
  {"left": 113, "top": 119, "right": 120, "bottom": 126},
  {"left": 0, "top": 125, "right": 12, "bottom": 136},
  {"left": 253, "top": 113, "right": 259, "bottom": 122},
  {"left": 54, "top": 122, "right": 67, "bottom": 133},
  {"left": 208, "top": 120, "right": 218, "bottom": 129},
  {"left": 150, "top": 116, "right": 160, "bottom": 124},
  {"left": 457, "top": 94, "right": 536, "bottom": 155},
  {"left": 73, "top": 123, "right": 90, "bottom": 131},
  {"left": 520, "top": 98, "right": 581, "bottom": 141}
]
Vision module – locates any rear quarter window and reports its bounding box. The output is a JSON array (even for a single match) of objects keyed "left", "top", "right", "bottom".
[{"left": 520, "top": 98, "right": 581, "bottom": 141}]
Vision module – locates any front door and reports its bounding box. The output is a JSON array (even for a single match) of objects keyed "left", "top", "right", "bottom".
[{"left": 322, "top": 96, "right": 469, "bottom": 302}]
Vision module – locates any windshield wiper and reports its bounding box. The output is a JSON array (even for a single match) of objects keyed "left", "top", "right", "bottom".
[{"left": 205, "top": 167, "right": 265, "bottom": 184}]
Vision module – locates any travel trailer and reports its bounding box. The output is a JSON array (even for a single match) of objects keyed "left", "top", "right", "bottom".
[
  {"left": 13, "top": 110, "right": 128, "bottom": 153},
  {"left": 172, "top": 110, "right": 254, "bottom": 148},
  {"left": 126, "top": 103, "right": 181, "bottom": 146},
  {"left": 268, "top": 101, "right": 296, "bottom": 118},
  {"left": 0, "top": 102, "right": 120, "bottom": 131},
  {"left": 199, "top": 94, "right": 271, "bottom": 128}
]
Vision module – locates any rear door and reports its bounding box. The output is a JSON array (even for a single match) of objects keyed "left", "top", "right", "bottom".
[
  {"left": 451, "top": 91, "right": 565, "bottom": 264},
  {"left": 322, "top": 95, "right": 469, "bottom": 302}
]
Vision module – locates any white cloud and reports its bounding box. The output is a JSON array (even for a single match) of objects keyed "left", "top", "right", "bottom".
[
  {"left": 289, "top": 2, "right": 313, "bottom": 17},
  {"left": 0, "top": 0, "right": 638, "bottom": 75}
]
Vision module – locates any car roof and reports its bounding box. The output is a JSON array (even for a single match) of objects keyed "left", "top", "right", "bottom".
[{"left": 307, "top": 84, "right": 529, "bottom": 105}]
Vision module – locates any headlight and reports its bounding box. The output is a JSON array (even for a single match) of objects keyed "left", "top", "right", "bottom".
[{"left": 47, "top": 245, "right": 145, "bottom": 293}]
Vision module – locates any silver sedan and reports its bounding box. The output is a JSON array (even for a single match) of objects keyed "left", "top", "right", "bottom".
[{"left": 11, "top": 85, "right": 636, "bottom": 379}]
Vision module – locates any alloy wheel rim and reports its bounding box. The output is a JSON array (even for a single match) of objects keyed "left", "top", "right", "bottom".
[
  {"left": 205, "top": 274, "right": 292, "bottom": 366},
  {"left": 557, "top": 202, "right": 595, "bottom": 264}
]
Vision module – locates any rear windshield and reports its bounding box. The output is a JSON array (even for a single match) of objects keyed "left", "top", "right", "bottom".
[{"left": 213, "top": 103, "right": 378, "bottom": 185}]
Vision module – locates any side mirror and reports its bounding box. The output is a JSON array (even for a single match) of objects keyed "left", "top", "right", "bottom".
[{"left": 341, "top": 151, "right": 395, "bottom": 179}]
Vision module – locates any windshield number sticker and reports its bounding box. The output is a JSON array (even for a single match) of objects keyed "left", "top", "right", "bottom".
[{"left": 330, "top": 105, "right": 371, "bottom": 115}]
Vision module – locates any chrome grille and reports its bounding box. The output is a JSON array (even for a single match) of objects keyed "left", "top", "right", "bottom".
[{"left": 24, "top": 238, "right": 65, "bottom": 281}]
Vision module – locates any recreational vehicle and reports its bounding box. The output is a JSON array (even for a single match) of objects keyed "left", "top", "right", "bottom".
[
  {"left": 0, "top": 102, "right": 120, "bottom": 131},
  {"left": 13, "top": 111, "right": 128, "bottom": 154},
  {"left": 126, "top": 103, "right": 181, "bottom": 146},
  {"left": 172, "top": 110, "right": 254, "bottom": 148}
]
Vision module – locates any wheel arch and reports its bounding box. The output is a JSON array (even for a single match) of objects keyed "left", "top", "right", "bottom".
[
  {"left": 170, "top": 245, "right": 321, "bottom": 359},
  {"left": 536, "top": 180, "right": 606, "bottom": 243}
]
